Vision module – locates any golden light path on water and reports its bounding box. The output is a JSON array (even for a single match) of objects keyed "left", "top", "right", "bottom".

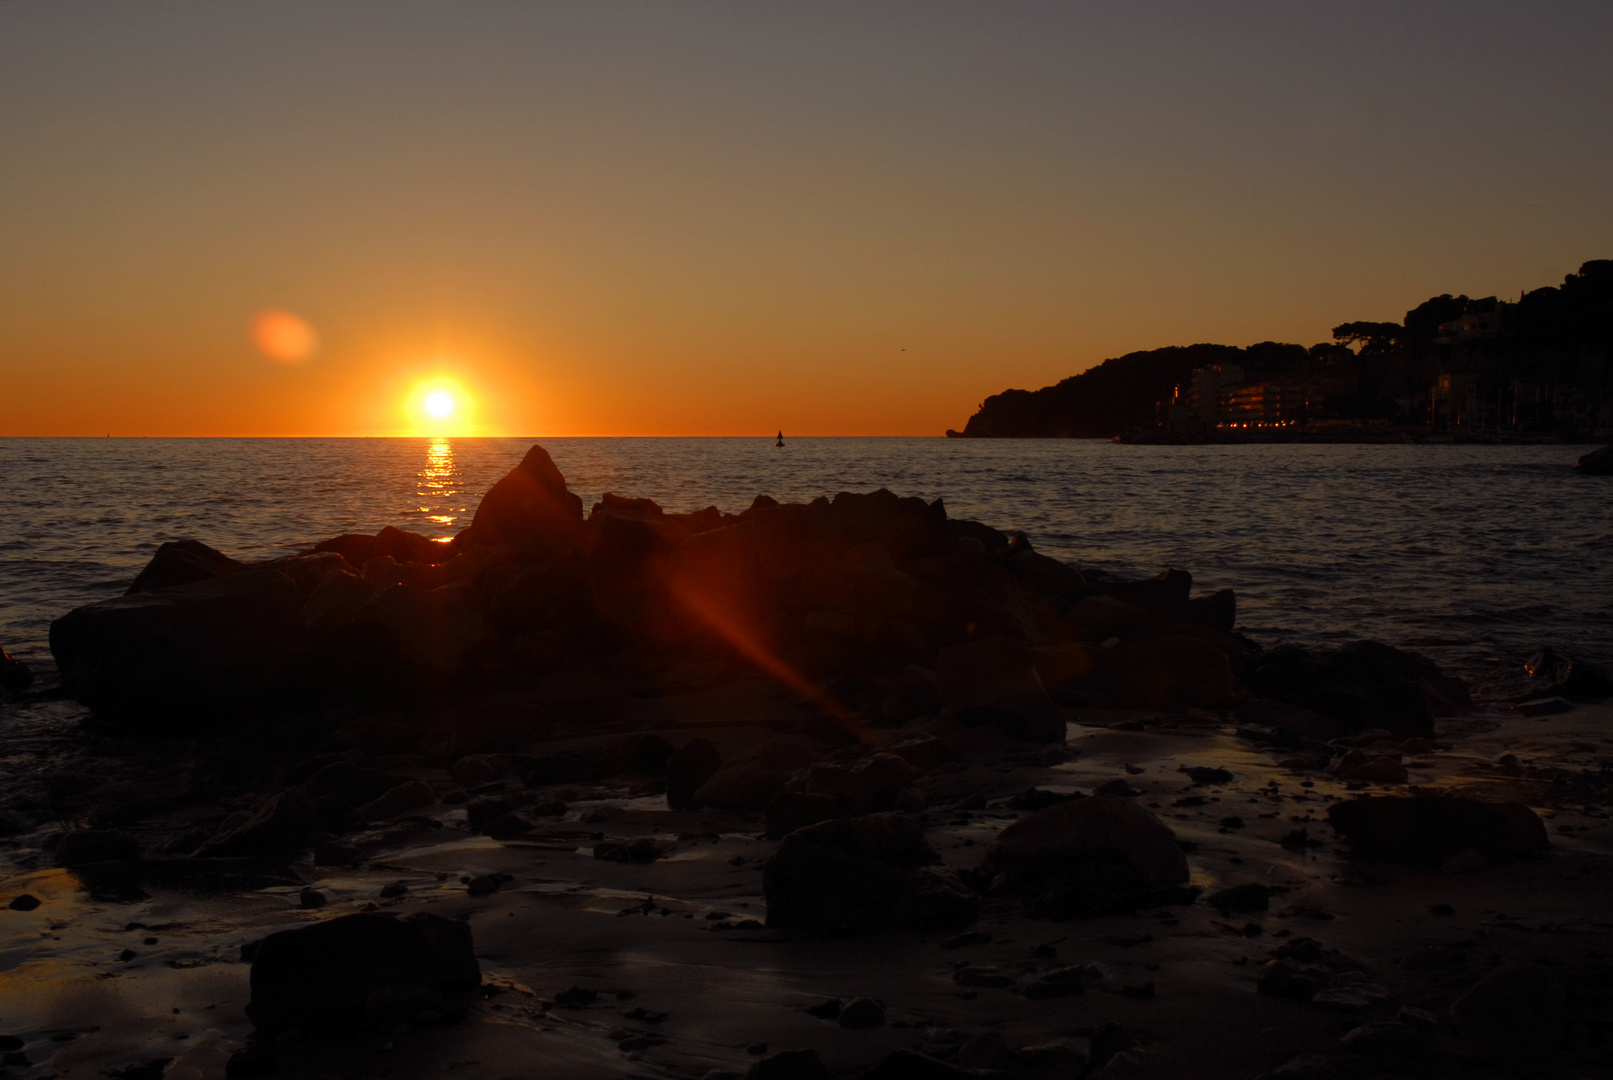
[{"left": 417, "top": 438, "right": 466, "bottom": 529}]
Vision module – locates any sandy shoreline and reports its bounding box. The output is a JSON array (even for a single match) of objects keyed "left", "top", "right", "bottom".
[{"left": 4, "top": 681, "right": 1609, "bottom": 1080}]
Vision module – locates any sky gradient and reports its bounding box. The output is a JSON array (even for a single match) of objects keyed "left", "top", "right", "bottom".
[{"left": 3, "top": 2, "right": 1610, "bottom": 436}]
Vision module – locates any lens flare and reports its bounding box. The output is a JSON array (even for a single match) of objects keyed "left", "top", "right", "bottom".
[{"left": 251, "top": 310, "right": 318, "bottom": 364}]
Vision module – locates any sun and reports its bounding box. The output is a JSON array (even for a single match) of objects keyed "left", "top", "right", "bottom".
[
  {"left": 407, "top": 378, "right": 474, "bottom": 433},
  {"left": 424, "top": 391, "right": 455, "bottom": 419}
]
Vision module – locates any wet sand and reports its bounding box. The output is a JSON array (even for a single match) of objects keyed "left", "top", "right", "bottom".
[{"left": 3, "top": 680, "right": 1610, "bottom": 1080}]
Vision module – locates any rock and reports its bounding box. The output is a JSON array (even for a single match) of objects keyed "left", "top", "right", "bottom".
[
  {"left": 885, "top": 734, "right": 959, "bottom": 772},
  {"left": 1449, "top": 962, "right": 1566, "bottom": 1055},
  {"left": 301, "top": 762, "right": 399, "bottom": 808},
  {"left": 1338, "top": 1020, "right": 1420, "bottom": 1057},
  {"left": 50, "top": 569, "right": 308, "bottom": 718},
  {"left": 1327, "top": 751, "right": 1408, "bottom": 785},
  {"left": 594, "top": 837, "right": 671, "bottom": 862},
  {"left": 0, "top": 646, "right": 33, "bottom": 695},
  {"left": 197, "top": 790, "right": 317, "bottom": 857},
  {"left": 936, "top": 636, "right": 1067, "bottom": 742},
  {"left": 1233, "top": 698, "right": 1345, "bottom": 741},
  {"left": 837, "top": 995, "right": 885, "bottom": 1028},
  {"left": 1326, "top": 795, "right": 1548, "bottom": 865},
  {"left": 1248, "top": 640, "right": 1471, "bottom": 737},
  {"left": 878, "top": 664, "right": 944, "bottom": 724},
  {"left": 299, "top": 887, "right": 327, "bottom": 909},
  {"left": 666, "top": 738, "right": 722, "bottom": 810},
  {"left": 764, "top": 813, "right": 981, "bottom": 937},
  {"left": 1059, "top": 595, "right": 1150, "bottom": 642},
  {"left": 693, "top": 742, "right": 819, "bottom": 812},
  {"left": 1258, "top": 960, "right": 1327, "bottom": 1002},
  {"left": 1021, "top": 965, "right": 1093, "bottom": 1000},
  {"left": 1524, "top": 646, "right": 1613, "bottom": 699},
  {"left": 1187, "top": 588, "right": 1237, "bottom": 632},
  {"left": 8, "top": 894, "right": 42, "bottom": 911},
  {"left": 1575, "top": 444, "right": 1613, "bottom": 475},
  {"left": 978, "top": 795, "right": 1190, "bottom": 893},
  {"left": 224, "top": 1047, "right": 277, "bottom": 1078},
  {"left": 267, "top": 550, "right": 351, "bottom": 594},
  {"left": 356, "top": 780, "right": 435, "bottom": 821},
  {"left": 463, "top": 444, "right": 585, "bottom": 553},
  {"left": 744, "top": 1048, "right": 834, "bottom": 1080},
  {"left": 244, "top": 912, "right": 480, "bottom": 1034},
  {"left": 126, "top": 540, "right": 245, "bottom": 594},
  {"left": 1075, "top": 635, "right": 1237, "bottom": 711},
  {"left": 55, "top": 829, "right": 140, "bottom": 865},
  {"left": 1086, "top": 569, "right": 1192, "bottom": 623},
  {"left": 465, "top": 798, "right": 514, "bottom": 830},
  {"left": 348, "top": 584, "right": 486, "bottom": 685},
  {"left": 299, "top": 570, "right": 379, "bottom": 632},
  {"left": 1207, "top": 883, "right": 1270, "bottom": 914},
  {"left": 869, "top": 1050, "right": 980, "bottom": 1080},
  {"left": 1088, "top": 1021, "right": 1139, "bottom": 1072},
  {"left": 1092, "top": 779, "right": 1141, "bottom": 797},
  {"left": 1256, "top": 1054, "right": 1341, "bottom": 1080}
]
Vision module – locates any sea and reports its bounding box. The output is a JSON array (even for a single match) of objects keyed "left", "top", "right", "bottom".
[{"left": 2, "top": 437, "right": 1608, "bottom": 704}]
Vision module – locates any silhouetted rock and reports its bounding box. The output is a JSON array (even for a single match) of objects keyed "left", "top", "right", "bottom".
[
  {"left": 1449, "top": 963, "right": 1566, "bottom": 1055},
  {"left": 764, "top": 813, "right": 980, "bottom": 937},
  {"left": 743, "top": 1048, "right": 834, "bottom": 1080},
  {"left": 666, "top": 738, "right": 722, "bottom": 811},
  {"left": 299, "top": 570, "right": 378, "bottom": 632},
  {"left": 1326, "top": 795, "right": 1548, "bottom": 865},
  {"left": 1524, "top": 646, "right": 1613, "bottom": 699},
  {"left": 1087, "top": 568, "right": 1193, "bottom": 623},
  {"left": 1248, "top": 640, "right": 1471, "bottom": 736},
  {"left": 244, "top": 912, "right": 480, "bottom": 1034},
  {"left": 301, "top": 762, "right": 398, "bottom": 808},
  {"left": 463, "top": 444, "right": 585, "bottom": 553},
  {"left": 1576, "top": 444, "right": 1613, "bottom": 475},
  {"left": 937, "top": 636, "right": 1066, "bottom": 742},
  {"left": 0, "top": 645, "right": 31, "bottom": 695},
  {"left": 1074, "top": 635, "right": 1237, "bottom": 711},
  {"left": 978, "top": 795, "right": 1190, "bottom": 894},
  {"left": 347, "top": 584, "right": 485, "bottom": 685},
  {"left": 51, "top": 569, "right": 307, "bottom": 718},
  {"left": 693, "top": 742, "right": 818, "bottom": 812},
  {"left": 869, "top": 1049, "right": 983, "bottom": 1080},
  {"left": 127, "top": 540, "right": 245, "bottom": 595},
  {"left": 837, "top": 995, "right": 885, "bottom": 1028}
]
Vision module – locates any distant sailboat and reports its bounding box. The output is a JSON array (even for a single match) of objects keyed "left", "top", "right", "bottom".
[{"left": 775, "top": 430, "right": 785, "bottom": 447}]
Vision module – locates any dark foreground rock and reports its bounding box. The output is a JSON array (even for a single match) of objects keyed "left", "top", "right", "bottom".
[
  {"left": 49, "top": 569, "right": 308, "bottom": 717},
  {"left": 1248, "top": 640, "right": 1472, "bottom": 736},
  {"left": 1326, "top": 795, "right": 1548, "bottom": 865},
  {"left": 1576, "top": 444, "right": 1613, "bottom": 475},
  {"left": 763, "top": 813, "right": 980, "bottom": 937},
  {"left": 0, "top": 645, "right": 32, "bottom": 696},
  {"left": 126, "top": 539, "right": 246, "bottom": 594},
  {"left": 978, "top": 794, "right": 1190, "bottom": 894},
  {"left": 245, "top": 912, "right": 480, "bottom": 1034},
  {"left": 1449, "top": 963, "right": 1567, "bottom": 1055}
]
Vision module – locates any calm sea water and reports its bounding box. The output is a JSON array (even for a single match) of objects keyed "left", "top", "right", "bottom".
[{"left": 1, "top": 437, "right": 1607, "bottom": 701}]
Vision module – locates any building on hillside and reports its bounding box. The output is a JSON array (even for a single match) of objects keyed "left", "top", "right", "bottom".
[
  {"left": 1435, "top": 297, "right": 1517, "bottom": 344},
  {"left": 1163, "top": 364, "right": 1245, "bottom": 430},
  {"left": 1222, "top": 381, "right": 1304, "bottom": 427}
]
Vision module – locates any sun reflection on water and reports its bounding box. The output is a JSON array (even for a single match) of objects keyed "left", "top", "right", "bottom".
[{"left": 417, "top": 438, "right": 466, "bottom": 530}]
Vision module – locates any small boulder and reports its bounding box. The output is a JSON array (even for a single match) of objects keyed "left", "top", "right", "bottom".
[
  {"left": 837, "top": 995, "right": 885, "bottom": 1029},
  {"left": 978, "top": 795, "right": 1190, "bottom": 892},
  {"left": 356, "top": 780, "right": 435, "bottom": 822},
  {"left": 244, "top": 912, "right": 480, "bottom": 1034},
  {"left": 764, "top": 813, "right": 980, "bottom": 937},
  {"left": 300, "top": 570, "right": 379, "bottom": 632},
  {"left": 126, "top": 539, "right": 244, "bottom": 594},
  {"left": 55, "top": 829, "right": 140, "bottom": 865},
  {"left": 744, "top": 1048, "right": 834, "bottom": 1080},
  {"left": 301, "top": 762, "right": 399, "bottom": 808},
  {"left": 1575, "top": 444, "right": 1613, "bottom": 475},
  {"left": 1326, "top": 795, "right": 1548, "bottom": 865}
]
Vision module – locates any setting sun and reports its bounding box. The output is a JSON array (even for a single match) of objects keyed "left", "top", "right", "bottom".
[
  {"left": 424, "top": 391, "right": 455, "bottom": 419},
  {"left": 405, "top": 378, "right": 475, "bottom": 434}
]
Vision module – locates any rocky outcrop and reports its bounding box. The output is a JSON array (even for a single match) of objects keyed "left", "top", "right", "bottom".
[
  {"left": 49, "top": 569, "right": 308, "bottom": 718},
  {"left": 763, "top": 813, "right": 980, "bottom": 937},
  {"left": 1575, "top": 444, "right": 1613, "bottom": 475},
  {"left": 0, "top": 645, "right": 31, "bottom": 696},
  {"left": 461, "top": 444, "right": 585, "bottom": 552},
  {"left": 244, "top": 912, "right": 480, "bottom": 1033},
  {"left": 1326, "top": 795, "right": 1548, "bottom": 865},
  {"left": 1248, "top": 640, "right": 1472, "bottom": 736}
]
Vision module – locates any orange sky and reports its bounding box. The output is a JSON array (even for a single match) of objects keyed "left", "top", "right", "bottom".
[{"left": 3, "top": 3, "right": 1610, "bottom": 436}]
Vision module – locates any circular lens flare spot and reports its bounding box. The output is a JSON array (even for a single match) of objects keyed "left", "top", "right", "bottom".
[
  {"left": 424, "top": 391, "right": 455, "bottom": 419},
  {"left": 251, "top": 310, "right": 318, "bottom": 364}
]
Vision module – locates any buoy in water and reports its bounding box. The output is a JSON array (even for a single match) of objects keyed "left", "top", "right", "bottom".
[{"left": 775, "top": 430, "right": 785, "bottom": 447}]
